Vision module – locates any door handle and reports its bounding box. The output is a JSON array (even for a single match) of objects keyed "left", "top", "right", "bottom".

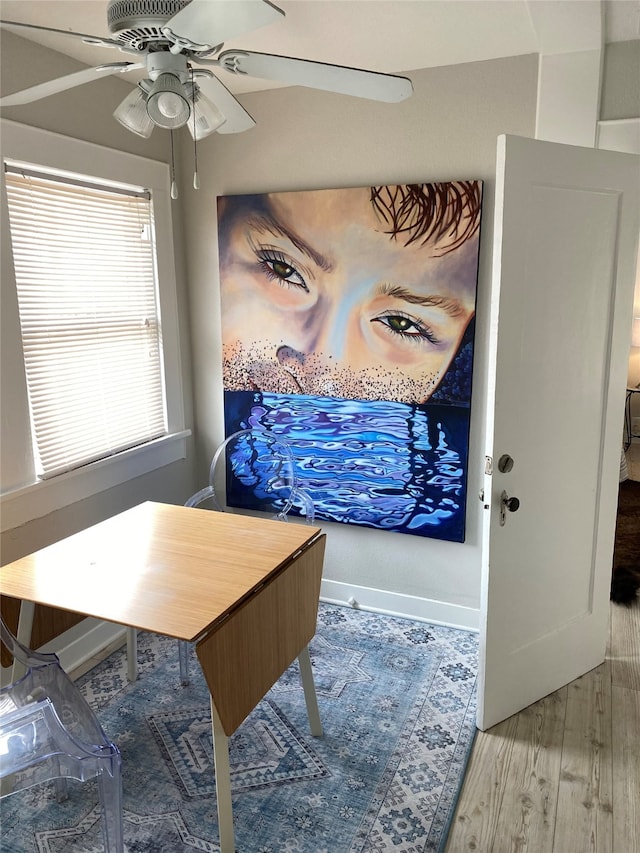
[{"left": 500, "top": 490, "right": 520, "bottom": 526}]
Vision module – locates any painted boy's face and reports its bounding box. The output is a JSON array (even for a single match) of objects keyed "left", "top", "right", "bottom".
[{"left": 219, "top": 187, "right": 478, "bottom": 403}]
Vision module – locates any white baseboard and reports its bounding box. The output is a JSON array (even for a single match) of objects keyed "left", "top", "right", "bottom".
[
  {"left": 0, "top": 617, "right": 126, "bottom": 686},
  {"left": 320, "top": 579, "right": 479, "bottom": 631},
  {"left": 2, "top": 584, "right": 478, "bottom": 685}
]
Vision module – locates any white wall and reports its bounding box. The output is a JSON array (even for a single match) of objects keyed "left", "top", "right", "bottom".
[
  {"left": 598, "top": 41, "right": 640, "bottom": 467},
  {"left": 178, "top": 54, "right": 538, "bottom": 626},
  {"left": 535, "top": 48, "right": 602, "bottom": 146}
]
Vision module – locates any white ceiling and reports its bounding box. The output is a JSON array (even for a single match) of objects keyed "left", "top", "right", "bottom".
[{"left": 1, "top": 0, "right": 639, "bottom": 95}]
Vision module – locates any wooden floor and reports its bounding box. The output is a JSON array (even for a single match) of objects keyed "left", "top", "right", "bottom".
[{"left": 445, "top": 601, "right": 640, "bottom": 853}]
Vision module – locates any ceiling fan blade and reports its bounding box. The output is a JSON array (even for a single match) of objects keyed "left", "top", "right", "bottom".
[
  {"left": 0, "top": 19, "right": 128, "bottom": 51},
  {"left": 0, "top": 63, "right": 144, "bottom": 107},
  {"left": 218, "top": 50, "right": 414, "bottom": 103},
  {"left": 163, "top": 0, "right": 284, "bottom": 51},
  {"left": 195, "top": 73, "right": 255, "bottom": 133}
]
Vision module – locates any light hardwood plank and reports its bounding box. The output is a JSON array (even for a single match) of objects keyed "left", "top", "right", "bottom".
[
  {"left": 444, "top": 714, "right": 519, "bottom": 852},
  {"left": 553, "top": 662, "right": 613, "bottom": 853},
  {"left": 608, "top": 602, "right": 640, "bottom": 692},
  {"left": 447, "top": 603, "right": 639, "bottom": 853},
  {"left": 611, "top": 684, "right": 640, "bottom": 853},
  {"left": 491, "top": 688, "right": 566, "bottom": 853}
]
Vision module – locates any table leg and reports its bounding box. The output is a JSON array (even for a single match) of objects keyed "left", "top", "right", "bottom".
[
  {"left": 211, "top": 696, "right": 235, "bottom": 853},
  {"left": 178, "top": 639, "right": 190, "bottom": 686},
  {"left": 126, "top": 627, "right": 138, "bottom": 682},
  {"left": 298, "top": 646, "right": 323, "bottom": 737},
  {"left": 12, "top": 600, "right": 35, "bottom": 681}
]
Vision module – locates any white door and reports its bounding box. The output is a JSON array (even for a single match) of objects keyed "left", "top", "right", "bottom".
[{"left": 477, "top": 134, "right": 640, "bottom": 731}]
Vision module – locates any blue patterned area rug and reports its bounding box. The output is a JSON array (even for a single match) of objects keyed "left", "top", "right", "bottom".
[{"left": 1, "top": 604, "right": 478, "bottom": 853}]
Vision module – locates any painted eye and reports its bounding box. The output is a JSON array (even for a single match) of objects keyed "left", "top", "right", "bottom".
[
  {"left": 258, "top": 251, "right": 308, "bottom": 291},
  {"left": 385, "top": 316, "right": 417, "bottom": 334},
  {"left": 373, "top": 313, "right": 441, "bottom": 345},
  {"left": 272, "top": 260, "right": 298, "bottom": 281}
]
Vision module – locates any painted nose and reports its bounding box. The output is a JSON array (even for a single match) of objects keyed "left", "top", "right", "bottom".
[
  {"left": 276, "top": 345, "right": 341, "bottom": 397},
  {"left": 276, "top": 346, "right": 307, "bottom": 393},
  {"left": 276, "top": 345, "right": 306, "bottom": 369}
]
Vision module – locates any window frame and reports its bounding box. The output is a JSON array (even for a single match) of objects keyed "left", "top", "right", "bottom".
[{"left": 0, "top": 120, "right": 189, "bottom": 532}]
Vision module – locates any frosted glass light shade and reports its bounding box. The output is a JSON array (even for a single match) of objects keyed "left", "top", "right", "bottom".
[
  {"left": 187, "top": 92, "right": 227, "bottom": 140},
  {"left": 113, "top": 87, "right": 154, "bottom": 138},
  {"left": 146, "top": 73, "right": 190, "bottom": 129},
  {"left": 632, "top": 316, "right": 640, "bottom": 348}
]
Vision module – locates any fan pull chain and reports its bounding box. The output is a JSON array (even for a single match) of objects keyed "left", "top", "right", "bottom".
[
  {"left": 191, "top": 66, "right": 200, "bottom": 190},
  {"left": 170, "top": 129, "right": 178, "bottom": 200},
  {"left": 191, "top": 68, "right": 200, "bottom": 190},
  {"left": 193, "top": 148, "right": 200, "bottom": 190}
]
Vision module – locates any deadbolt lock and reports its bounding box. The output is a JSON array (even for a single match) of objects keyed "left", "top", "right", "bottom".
[{"left": 498, "top": 454, "right": 514, "bottom": 473}]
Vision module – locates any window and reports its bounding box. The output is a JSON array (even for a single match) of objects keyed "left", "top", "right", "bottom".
[
  {"left": 5, "top": 166, "right": 167, "bottom": 478},
  {"left": 1, "top": 120, "right": 188, "bottom": 531}
]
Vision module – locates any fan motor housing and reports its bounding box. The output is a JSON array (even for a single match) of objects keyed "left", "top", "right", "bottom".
[{"left": 107, "top": 0, "right": 189, "bottom": 49}]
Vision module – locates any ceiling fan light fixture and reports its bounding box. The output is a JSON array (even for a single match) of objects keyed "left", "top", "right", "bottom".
[
  {"left": 188, "top": 92, "right": 227, "bottom": 141},
  {"left": 146, "top": 72, "right": 190, "bottom": 129},
  {"left": 113, "top": 86, "right": 154, "bottom": 138}
]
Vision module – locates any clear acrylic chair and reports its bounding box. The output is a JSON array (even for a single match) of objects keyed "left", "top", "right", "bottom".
[
  {"left": 123, "top": 429, "right": 323, "bottom": 853},
  {"left": 0, "top": 615, "right": 124, "bottom": 852},
  {"left": 185, "top": 427, "right": 315, "bottom": 520},
  {"left": 178, "top": 429, "right": 321, "bottom": 735},
  {"left": 126, "top": 428, "right": 316, "bottom": 681},
  {"left": 125, "top": 429, "right": 321, "bottom": 729}
]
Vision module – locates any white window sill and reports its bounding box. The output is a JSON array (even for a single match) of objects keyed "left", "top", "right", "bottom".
[{"left": 0, "top": 430, "right": 190, "bottom": 533}]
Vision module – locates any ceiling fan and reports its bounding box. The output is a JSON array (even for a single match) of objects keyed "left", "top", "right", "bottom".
[{"left": 0, "top": 0, "right": 414, "bottom": 141}]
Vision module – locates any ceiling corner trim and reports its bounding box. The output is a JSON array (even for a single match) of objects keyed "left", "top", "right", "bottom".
[{"left": 526, "top": 0, "right": 603, "bottom": 56}]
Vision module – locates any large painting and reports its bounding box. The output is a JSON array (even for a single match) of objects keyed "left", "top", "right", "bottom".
[{"left": 217, "top": 181, "right": 483, "bottom": 541}]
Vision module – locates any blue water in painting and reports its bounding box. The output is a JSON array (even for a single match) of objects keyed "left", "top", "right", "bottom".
[{"left": 224, "top": 391, "right": 470, "bottom": 542}]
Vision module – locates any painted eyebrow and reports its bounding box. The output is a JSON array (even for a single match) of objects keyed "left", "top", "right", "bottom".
[
  {"left": 377, "top": 283, "right": 466, "bottom": 318},
  {"left": 246, "top": 214, "right": 334, "bottom": 272}
]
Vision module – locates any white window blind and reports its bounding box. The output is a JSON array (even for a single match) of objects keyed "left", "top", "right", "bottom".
[{"left": 4, "top": 165, "right": 167, "bottom": 479}]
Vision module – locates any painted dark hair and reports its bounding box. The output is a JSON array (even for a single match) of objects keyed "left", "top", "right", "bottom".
[
  {"left": 218, "top": 182, "right": 482, "bottom": 258},
  {"left": 370, "top": 182, "right": 482, "bottom": 255}
]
